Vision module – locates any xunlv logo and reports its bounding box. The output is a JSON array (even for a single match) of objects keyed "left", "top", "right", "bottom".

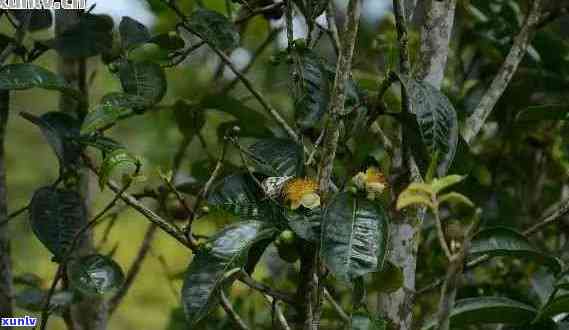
[
  {"left": 1, "top": 316, "right": 37, "bottom": 327},
  {"left": 0, "top": 0, "right": 86, "bottom": 9}
]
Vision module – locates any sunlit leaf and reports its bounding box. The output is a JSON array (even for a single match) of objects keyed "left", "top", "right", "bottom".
[
  {"left": 438, "top": 192, "right": 474, "bottom": 208},
  {"left": 69, "top": 254, "right": 125, "bottom": 296},
  {"left": 421, "top": 297, "right": 538, "bottom": 329},
  {"left": 321, "top": 192, "right": 389, "bottom": 282},
  {"left": 431, "top": 175, "right": 466, "bottom": 194},
  {"left": 29, "top": 187, "right": 87, "bottom": 262},
  {"left": 182, "top": 221, "right": 275, "bottom": 326},
  {"left": 98, "top": 149, "right": 140, "bottom": 189},
  {"left": 396, "top": 190, "right": 434, "bottom": 211},
  {"left": 75, "top": 135, "right": 124, "bottom": 153},
  {"left": 469, "top": 227, "right": 563, "bottom": 274}
]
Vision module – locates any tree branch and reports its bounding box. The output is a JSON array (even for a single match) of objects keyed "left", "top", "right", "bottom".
[
  {"left": 462, "top": 0, "right": 543, "bottom": 144},
  {"left": 220, "top": 290, "right": 250, "bottom": 330}
]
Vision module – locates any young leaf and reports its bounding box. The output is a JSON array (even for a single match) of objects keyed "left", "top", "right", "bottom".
[
  {"left": 68, "top": 254, "right": 125, "bottom": 296},
  {"left": 29, "top": 187, "right": 88, "bottom": 262},
  {"left": 21, "top": 112, "right": 82, "bottom": 169},
  {"left": 119, "top": 60, "right": 167, "bottom": 105},
  {"left": 119, "top": 16, "right": 151, "bottom": 50},
  {"left": 321, "top": 192, "right": 389, "bottom": 282},
  {"left": 187, "top": 9, "right": 239, "bottom": 51},
  {"left": 469, "top": 227, "right": 563, "bottom": 274},
  {"left": 99, "top": 149, "right": 140, "bottom": 189},
  {"left": 421, "top": 297, "right": 537, "bottom": 329},
  {"left": 50, "top": 13, "right": 114, "bottom": 59},
  {"left": 438, "top": 192, "right": 475, "bottom": 208},
  {"left": 398, "top": 76, "right": 459, "bottom": 176},
  {"left": 247, "top": 138, "right": 304, "bottom": 177},
  {"left": 430, "top": 175, "right": 466, "bottom": 194},
  {"left": 396, "top": 189, "right": 434, "bottom": 211},
  {"left": 0, "top": 63, "right": 80, "bottom": 98},
  {"left": 181, "top": 221, "right": 275, "bottom": 326}
]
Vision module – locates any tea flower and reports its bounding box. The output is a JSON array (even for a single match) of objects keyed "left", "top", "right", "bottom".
[
  {"left": 283, "top": 178, "right": 321, "bottom": 210},
  {"left": 352, "top": 167, "right": 388, "bottom": 200}
]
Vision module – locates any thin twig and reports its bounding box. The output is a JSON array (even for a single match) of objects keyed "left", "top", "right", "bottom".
[
  {"left": 263, "top": 293, "right": 292, "bottom": 330},
  {"left": 0, "top": 204, "right": 29, "bottom": 227},
  {"left": 220, "top": 290, "right": 250, "bottom": 330},
  {"left": 434, "top": 208, "right": 453, "bottom": 261},
  {"left": 323, "top": 288, "right": 349, "bottom": 323},
  {"left": 82, "top": 155, "right": 196, "bottom": 250},
  {"left": 239, "top": 271, "right": 296, "bottom": 305},
  {"left": 462, "top": 0, "right": 543, "bottom": 143}
]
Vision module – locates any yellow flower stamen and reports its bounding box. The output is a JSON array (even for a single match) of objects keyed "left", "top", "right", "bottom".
[{"left": 283, "top": 178, "right": 320, "bottom": 210}]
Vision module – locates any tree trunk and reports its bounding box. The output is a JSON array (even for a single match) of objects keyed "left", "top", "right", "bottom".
[
  {"left": 55, "top": 10, "right": 108, "bottom": 330},
  {"left": 0, "top": 90, "right": 13, "bottom": 320}
]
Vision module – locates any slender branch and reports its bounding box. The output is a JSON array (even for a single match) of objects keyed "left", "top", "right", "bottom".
[
  {"left": 0, "top": 204, "right": 29, "bottom": 227},
  {"left": 325, "top": 1, "right": 341, "bottom": 55},
  {"left": 220, "top": 290, "right": 250, "bottom": 330},
  {"left": 523, "top": 196, "right": 569, "bottom": 236},
  {"left": 235, "top": 1, "right": 284, "bottom": 24},
  {"left": 83, "top": 155, "right": 195, "bottom": 250},
  {"left": 108, "top": 223, "right": 158, "bottom": 314},
  {"left": 239, "top": 271, "right": 296, "bottom": 305},
  {"left": 462, "top": 0, "right": 543, "bottom": 144},
  {"left": 323, "top": 288, "right": 350, "bottom": 323},
  {"left": 263, "top": 293, "right": 292, "bottom": 330},
  {"left": 164, "top": 1, "right": 300, "bottom": 143},
  {"left": 433, "top": 208, "right": 452, "bottom": 261}
]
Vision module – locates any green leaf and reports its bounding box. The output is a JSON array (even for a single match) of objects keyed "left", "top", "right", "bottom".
[
  {"left": 50, "top": 13, "right": 114, "bottom": 59},
  {"left": 396, "top": 189, "right": 434, "bottom": 211},
  {"left": 469, "top": 227, "right": 563, "bottom": 274},
  {"left": 247, "top": 138, "right": 304, "bottom": 176},
  {"left": 99, "top": 149, "right": 140, "bottom": 189},
  {"left": 75, "top": 135, "right": 124, "bottom": 153},
  {"left": 438, "top": 192, "right": 475, "bottom": 208},
  {"left": 352, "top": 311, "right": 387, "bottom": 330},
  {"left": 182, "top": 221, "right": 275, "bottom": 326},
  {"left": 291, "top": 49, "right": 330, "bottom": 129},
  {"left": 516, "top": 104, "right": 569, "bottom": 121},
  {"left": 81, "top": 93, "right": 147, "bottom": 134},
  {"left": 207, "top": 173, "right": 267, "bottom": 221},
  {"left": 21, "top": 112, "right": 82, "bottom": 169},
  {"left": 538, "top": 294, "right": 569, "bottom": 321},
  {"left": 421, "top": 297, "right": 538, "bottom": 329},
  {"left": 398, "top": 76, "right": 459, "bottom": 176},
  {"left": 321, "top": 192, "right": 389, "bottom": 282},
  {"left": 187, "top": 9, "right": 239, "bottom": 51},
  {"left": 119, "top": 16, "right": 151, "bottom": 50},
  {"left": 0, "top": 63, "right": 81, "bottom": 98},
  {"left": 68, "top": 254, "right": 125, "bottom": 296},
  {"left": 119, "top": 60, "right": 167, "bottom": 105},
  {"left": 283, "top": 207, "right": 321, "bottom": 242},
  {"left": 29, "top": 187, "right": 88, "bottom": 262},
  {"left": 431, "top": 175, "right": 466, "bottom": 194}
]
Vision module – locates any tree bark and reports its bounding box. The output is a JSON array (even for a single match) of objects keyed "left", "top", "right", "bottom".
[
  {"left": 416, "top": 0, "right": 457, "bottom": 89},
  {"left": 55, "top": 10, "right": 108, "bottom": 330},
  {"left": 0, "top": 90, "right": 13, "bottom": 320}
]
